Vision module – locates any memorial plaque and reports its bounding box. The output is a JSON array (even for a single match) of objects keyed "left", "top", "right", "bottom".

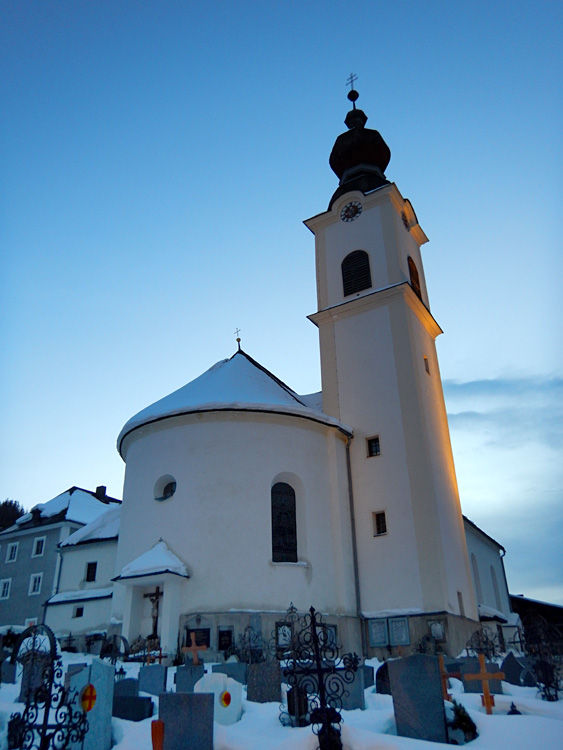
[
  {"left": 389, "top": 617, "right": 410, "bottom": 647},
  {"left": 368, "top": 619, "right": 389, "bottom": 647}
]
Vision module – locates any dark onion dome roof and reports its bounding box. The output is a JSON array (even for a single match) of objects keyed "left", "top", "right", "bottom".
[{"left": 328, "top": 91, "right": 391, "bottom": 208}]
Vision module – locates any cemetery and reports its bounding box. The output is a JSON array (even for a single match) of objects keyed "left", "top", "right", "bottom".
[{"left": 0, "top": 621, "right": 560, "bottom": 750}]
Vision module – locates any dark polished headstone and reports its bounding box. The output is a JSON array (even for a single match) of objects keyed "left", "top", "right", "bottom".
[
  {"left": 212, "top": 662, "right": 247, "bottom": 685},
  {"left": 362, "top": 664, "right": 374, "bottom": 689},
  {"left": 1, "top": 660, "right": 17, "bottom": 684},
  {"left": 501, "top": 653, "right": 525, "bottom": 686},
  {"left": 287, "top": 685, "right": 309, "bottom": 727},
  {"left": 388, "top": 654, "right": 448, "bottom": 744},
  {"left": 159, "top": 692, "right": 214, "bottom": 750},
  {"left": 246, "top": 661, "right": 281, "bottom": 703},
  {"left": 112, "top": 695, "right": 154, "bottom": 722},
  {"left": 340, "top": 667, "right": 365, "bottom": 711},
  {"left": 114, "top": 677, "right": 140, "bottom": 697},
  {"left": 139, "top": 664, "right": 168, "bottom": 696},
  {"left": 375, "top": 662, "right": 391, "bottom": 694},
  {"left": 175, "top": 664, "right": 205, "bottom": 693}
]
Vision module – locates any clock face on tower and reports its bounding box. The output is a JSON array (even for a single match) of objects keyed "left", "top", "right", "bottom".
[{"left": 340, "top": 201, "right": 362, "bottom": 222}]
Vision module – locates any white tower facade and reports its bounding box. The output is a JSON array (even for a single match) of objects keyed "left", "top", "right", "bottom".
[{"left": 307, "top": 93, "right": 478, "bottom": 653}]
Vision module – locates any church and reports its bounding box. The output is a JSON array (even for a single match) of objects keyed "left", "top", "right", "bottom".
[{"left": 44, "top": 89, "right": 514, "bottom": 659}]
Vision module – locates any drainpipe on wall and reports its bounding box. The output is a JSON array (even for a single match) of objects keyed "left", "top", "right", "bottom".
[{"left": 345, "top": 434, "right": 366, "bottom": 657}]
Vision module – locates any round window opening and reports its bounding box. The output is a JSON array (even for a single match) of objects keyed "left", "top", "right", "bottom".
[{"left": 154, "top": 475, "right": 177, "bottom": 502}]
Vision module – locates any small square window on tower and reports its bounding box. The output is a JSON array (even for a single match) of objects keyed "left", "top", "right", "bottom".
[
  {"left": 73, "top": 606, "right": 84, "bottom": 618},
  {"left": 372, "top": 511, "right": 387, "bottom": 537},
  {"left": 367, "top": 436, "right": 381, "bottom": 457}
]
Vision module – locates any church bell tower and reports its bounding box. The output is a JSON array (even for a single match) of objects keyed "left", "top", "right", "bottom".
[{"left": 306, "top": 86, "right": 478, "bottom": 654}]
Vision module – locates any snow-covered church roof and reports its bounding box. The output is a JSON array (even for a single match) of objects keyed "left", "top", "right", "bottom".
[{"left": 117, "top": 350, "right": 350, "bottom": 456}]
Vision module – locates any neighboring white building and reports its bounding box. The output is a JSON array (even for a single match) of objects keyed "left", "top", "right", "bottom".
[{"left": 44, "top": 504, "right": 121, "bottom": 642}]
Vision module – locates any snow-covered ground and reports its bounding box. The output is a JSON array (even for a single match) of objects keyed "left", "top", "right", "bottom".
[{"left": 0, "top": 652, "right": 561, "bottom": 750}]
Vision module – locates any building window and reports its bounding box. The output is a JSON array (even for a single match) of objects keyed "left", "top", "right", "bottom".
[
  {"left": 85, "top": 562, "right": 97, "bottom": 583},
  {"left": 342, "top": 250, "right": 372, "bottom": 297},
  {"left": 73, "top": 606, "right": 84, "bottom": 618},
  {"left": 29, "top": 573, "right": 43, "bottom": 596},
  {"left": 408, "top": 256, "right": 422, "bottom": 301},
  {"left": 32, "top": 536, "right": 46, "bottom": 558},
  {"left": 373, "top": 511, "right": 387, "bottom": 536},
  {"left": 457, "top": 591, "right": 465, "bottom": 617},
  {"left": 491, "top": 566, "right": 502, "bottom": 611},
  {"left": 6, "top": 542, "right": 18, "bottom": 563},
  {"left": 0, "top": 579, "right": 11, "bottom": 600},
  {"left": 367, "top": 436, "right": 381, "bottom": 457},
  {"left": 424, "top": 356, "right": 430, "bottom": 374},
  {"left": 24, "top": 617, "right": 38, "bottom": 627},
  {"left": 154, "top": 474, "right": 177, "bottom": 502},
  {"left": 471, "top": 553, "right": 483, "bottom": 603},
  {"left": 271, "top": 482, "right": 298, "bottom": 563}
]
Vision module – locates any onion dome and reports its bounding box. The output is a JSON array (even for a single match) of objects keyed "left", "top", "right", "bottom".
[{"left": 328, "top": 88, "right": 391, "bottom": 208}]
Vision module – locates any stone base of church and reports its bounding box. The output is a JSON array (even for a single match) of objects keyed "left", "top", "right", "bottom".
[{"left": 364, "top": 611, "right": 480, "bottom": 660}]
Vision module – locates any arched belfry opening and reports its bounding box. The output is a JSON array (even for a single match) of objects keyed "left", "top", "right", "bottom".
[
  {"left": 408, "top": 256, "right": 422, "bottom": 301},
  {"left": 342, "top": 250, "right": 372, "bottom": 297}
]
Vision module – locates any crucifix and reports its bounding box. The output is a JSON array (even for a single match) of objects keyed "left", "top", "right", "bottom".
[
  {"left": 143, "top": 586, "right": 163, "bottom": 638},
  {"left": 462, "top": 653, "right": 505, "bottom": 714},
  {"left": 181, "top": 631, "right": 208, "bottom": 665}
]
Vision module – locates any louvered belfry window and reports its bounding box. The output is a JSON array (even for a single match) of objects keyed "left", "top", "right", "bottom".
[
  {"left": 342, "top": 250, "right": 372, "bottom": 296},
  {"left": 271, "top": 482, "right": 298, "bottom": 563}
]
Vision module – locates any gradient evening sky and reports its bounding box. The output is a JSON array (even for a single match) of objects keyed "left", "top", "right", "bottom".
[{"left": 1, "top": 2, "right": 562, "bottom": 604}]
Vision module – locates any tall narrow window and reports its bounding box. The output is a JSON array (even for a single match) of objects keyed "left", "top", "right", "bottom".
[
  {"left": 471, "top": 553, "right": 483, "bottom": 603},
  {"left": 367, "top": 436, "right": 381, "bottom": 457},
  {"left": 271, "top": 482, "right": 297, "bottom": 562},
  {"left": 408, "top": 256, "right": 422, "bottom": 301},
  {"left": 0, "top": 579, "right": 11, "bottom": 600},
  {"left": 491, "top": 566, "right": 502, "bottom": 611},
  {"left": 86, "top": 562, "right": 97, "bottom": 582},
  {"left": 372, "top": 511, "right": 387, "bottom": 536},
  {"left": 28, "top": 573, "right": 42, "bottom": 596},
  {"left": 342, "top": 250, "right": 372, "bottom": 297}
]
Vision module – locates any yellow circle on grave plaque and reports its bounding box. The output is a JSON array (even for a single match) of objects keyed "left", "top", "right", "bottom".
[{"left": 81, "top": 684, "right": 97, "bottom": 712}]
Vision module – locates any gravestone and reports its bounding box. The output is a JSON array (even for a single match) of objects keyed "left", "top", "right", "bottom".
[
  {"left": 175, "top": 664, "right": 205, "bottom": 693},
  {"left": 388, "top": 654, "right": 448, "bottom": 744},
  {"left": 501, "top": 653, "right": 526, "bottom": 686},
  {"left": 521, "top": 668, "right": 537, "bottom": 687},
  {"left": 246, "top": 661, "right": 282, "bottom": 703},
  {"left": 112, "top": 696, "right": 154, "bottom": 721},
  {"left": 114, "top": 677, "right": 140, "bottom": 697},
  {"left": 159, "top": 692, "right": 214, "bottom": 750},
  {"left": 212, "top": 661, "right": 247, "bottom": 685},
  {"left": 286, "top": 685, "right": 309, "bottom": 727},
  {"left": 195, "top": 672, "right": 243, "bottom": 725},
  {"left": 375, "top": 662, "right": 391, "bottom": 694},
  {"left": 64, "top": 663, "right": 87, "bottom": 690},
  {"left": 340, "top": 667, "right": 365, "bottom": 711},
  {"left": 362, "top": 664, "right": 375, "bottom": 688},
  {"left": 1, "top": 660, "right": 17, "bottom": 684},
  {"left": 460, "top": 658, "right": 503, "bottom": 694},
  {"left": 139, "top": 664, "right": 168, "bottom": 696},
  {"left": 69, "top": 658, "right": 114, "bottom": 750},
  {"left": 18, "top": 651, "right": 53, "bottom": 703}
]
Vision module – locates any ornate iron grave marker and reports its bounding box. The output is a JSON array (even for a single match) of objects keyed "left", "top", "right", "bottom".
[
  {"left": 7, "top": 624, "right": 88, "bottom": 750},
  {"left": 275, "top": 604, "right": 359, "bottom": 750}
]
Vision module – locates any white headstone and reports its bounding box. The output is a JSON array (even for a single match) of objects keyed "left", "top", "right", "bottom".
[{"left": 194, "top": 672, "right": 242, "bottom": 726}]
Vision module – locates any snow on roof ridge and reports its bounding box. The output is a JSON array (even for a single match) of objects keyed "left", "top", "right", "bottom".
[
  {"left": 61, "top": 505, "right": 121, "bottom": 547},
  {"left": 117, "top": 349, "right": 351, "bottom": 455},
  {"left": 115, "top": 540, "right": 189, "bottom": 580}
]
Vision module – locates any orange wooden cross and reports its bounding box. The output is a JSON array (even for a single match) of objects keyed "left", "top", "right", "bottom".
[
  {"left": 438, "top": 654, "right": 462, "bottom": 702},
  {"left": 463, "top": 653, "right": 505, "bottom": 715},
  {"left": 181, "top": 631, "right": 207, "bottom": 665}
]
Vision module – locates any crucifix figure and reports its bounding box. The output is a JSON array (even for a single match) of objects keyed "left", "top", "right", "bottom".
[
  {"left": 463, "top": 653, "right": 505, "bottom": 714},
  {"left": 143, "top": 586, "right": 163, "bottom": 638},
  {"left": 181, "top": 631, "right": 208, "bottom": 665}
]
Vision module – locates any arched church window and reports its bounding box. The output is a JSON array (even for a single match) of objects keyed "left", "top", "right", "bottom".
[
  {"left": 490, "top": 566, "right": 502, "bottom": 611},
  {"left": 271, "top": 482, "right": 297, "bottom": 563},
  {"left": 408, "top": 256, "right": 422, "bottom": 301},
  {"left": 342, "top": 250, "right": 372, "bottom": 297}
]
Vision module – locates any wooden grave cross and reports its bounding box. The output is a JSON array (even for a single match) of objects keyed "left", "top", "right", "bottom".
[
  {"left": 462, "top": 653, "right": 505, "bottom": 714},
  {"left": 181, "top": 631, "right": 208, "bottom": 665},
  {"left": 438, "top": 654, "right": 462, "bottom": 702}
]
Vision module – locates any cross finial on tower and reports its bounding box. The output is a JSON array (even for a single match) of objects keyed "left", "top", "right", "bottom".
[
  {"left": 346, "top": 73, "right": 359, "bottom": 109},
  {"left": 234, "top": 328, "right": 241, "bottom": 351}
]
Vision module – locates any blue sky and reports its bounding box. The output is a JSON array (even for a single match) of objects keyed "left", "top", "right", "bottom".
[{"left": 1, "top": 1, "right": 561, "bottom": 603}]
